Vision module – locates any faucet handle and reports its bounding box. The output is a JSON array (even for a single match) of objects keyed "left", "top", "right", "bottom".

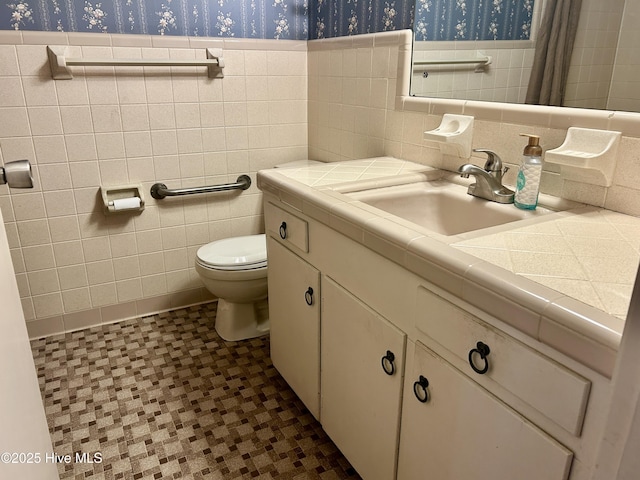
[{"left": 473, "top": 149, "right": 503, "bottom": 173}]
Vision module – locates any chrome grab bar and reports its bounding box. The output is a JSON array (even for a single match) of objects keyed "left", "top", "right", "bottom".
[{"left": 150, "top": 175, "right": 251, "bottom": 200}]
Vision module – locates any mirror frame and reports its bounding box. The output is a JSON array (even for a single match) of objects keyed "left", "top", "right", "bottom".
[{"left": 393, "top": 30, "right": 640, "bottom": 138}]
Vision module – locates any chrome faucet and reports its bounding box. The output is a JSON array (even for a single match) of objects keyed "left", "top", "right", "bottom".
[{"left": 458, "top": 149, "right": 514, "bottom": 204}]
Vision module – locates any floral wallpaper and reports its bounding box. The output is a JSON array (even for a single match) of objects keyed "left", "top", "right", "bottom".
[
  {"left": 1, "top": 0, "right": 310, "bottom": 39},
  {"left": 309, "top": 0, "right": 414, "bottom": 39},
  {"left": 414, "top": 0, "right": 535, "bottom": 41},
  {"left": 2, "top": 0, "right": 533, "bottom": 40}
]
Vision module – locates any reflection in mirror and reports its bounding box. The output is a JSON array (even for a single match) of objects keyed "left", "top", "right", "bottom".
[{"left": 411, "top": 0, "right": 640, "bottom": 113}]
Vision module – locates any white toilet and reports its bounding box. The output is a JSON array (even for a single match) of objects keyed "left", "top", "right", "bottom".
[
  {"left": 195, "top": 234, "right": 268, "bottom": 341},
  {"left": 195, "top": 160, "right": 324, "bottom": 341}
]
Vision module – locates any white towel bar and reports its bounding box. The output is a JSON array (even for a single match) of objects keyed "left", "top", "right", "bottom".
[
  {"left": 414, "top": 56, "right": 492, "bottom": 66},
  {"left": 47, "top": 45, "right": 225, "bottom": 79}
]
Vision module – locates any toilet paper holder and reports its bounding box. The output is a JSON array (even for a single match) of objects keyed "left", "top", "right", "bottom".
[
  {"left": 1, "top": 159, "right": 33, "bottom": 189},
  {"left": 100, "top": 184, "right": 145, "bottom": 214}
]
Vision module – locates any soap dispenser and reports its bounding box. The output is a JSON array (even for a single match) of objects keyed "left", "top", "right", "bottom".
[{"left": 514, "top": 134, "right": 543, "bottom": 210}]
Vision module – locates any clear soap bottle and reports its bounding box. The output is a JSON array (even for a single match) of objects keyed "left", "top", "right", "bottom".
[{"left": 514, "top": 134, "right": 543, "bottom": 210}]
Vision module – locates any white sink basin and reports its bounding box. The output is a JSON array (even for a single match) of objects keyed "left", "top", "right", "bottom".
[{"left": 346, "top": 181, "right": 555, "bottom": 236}]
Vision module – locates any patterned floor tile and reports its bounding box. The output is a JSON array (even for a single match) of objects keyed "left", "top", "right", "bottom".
[{"left": 31, "top": 303, "right": 360, "bottom": 480}]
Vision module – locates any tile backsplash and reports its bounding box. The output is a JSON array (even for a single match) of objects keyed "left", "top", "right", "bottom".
[{"left": 0, "top": 31, "right": 307, "bottom": 337}]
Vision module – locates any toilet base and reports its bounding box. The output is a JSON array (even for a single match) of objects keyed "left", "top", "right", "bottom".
[{"left": 214, "top": 298, "right": 270, "bottom": 342}]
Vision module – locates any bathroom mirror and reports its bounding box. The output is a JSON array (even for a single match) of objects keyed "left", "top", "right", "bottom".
[{"left": 411, "top": 0, "right": 639, "bottom": 113}]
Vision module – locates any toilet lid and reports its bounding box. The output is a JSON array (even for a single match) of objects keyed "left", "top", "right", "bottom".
[{"left": 196, "top": 234, "right": 267, "bottom": 269}]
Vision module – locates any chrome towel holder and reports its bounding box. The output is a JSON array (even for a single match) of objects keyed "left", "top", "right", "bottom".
[{"left": 150, "top": 175, "right": 251, "bottom": 200}]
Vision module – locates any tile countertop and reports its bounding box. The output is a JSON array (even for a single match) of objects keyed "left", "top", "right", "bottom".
[{"left": 258, "top": 157, "right": 640, "bottom": 377}]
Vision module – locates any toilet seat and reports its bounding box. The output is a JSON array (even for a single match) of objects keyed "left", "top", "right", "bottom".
[{"left": 196, "top": 234, "right": 267, "bottom": 271}]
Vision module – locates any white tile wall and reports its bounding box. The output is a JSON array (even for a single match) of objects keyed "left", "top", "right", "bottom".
[
  {"left": 564, "top": 0, "right": 625, "bottom": 109},
  {"left": 607, "top": 1, "right": 640, "bottom": 112},
  {"left": 5, "top": 27, "right": 640, "bottom": 338},
  {"left": 0, "top": 32, "right": 308, "bottom": 337},
  {"left": 308, "top": 31, "right": 640, "bottom": 217},
  {"left": 411, "top": 43, "right": 535, "bottom": 104}
]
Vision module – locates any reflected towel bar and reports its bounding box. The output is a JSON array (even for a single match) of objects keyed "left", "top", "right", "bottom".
[
  {"left": 47, "top": 45, "right": 225, "bottom": 79},
  {"left": 150, "top": 175, "right": 251, "bottom": 200},
  {"left": 414, "top": 56, "right": 492, "bottom": 73},
  {"left": 414, "top": 57, "right": 492, "bottom": 66}
]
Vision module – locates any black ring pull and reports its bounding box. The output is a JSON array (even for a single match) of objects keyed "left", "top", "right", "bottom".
[
  {"left": 413, "top": 375, "right": 429, "bottom": 403},
  {"left": 468, "top": 341, "right": 491, "bottom": 375},
  {"left": 279, "top": 222, "right": 287, "bottom": 239},
  {"left": 381, "top": 350, "right": 395, "bottom": 376},
  {"left": 304, "top": 287, "right": 314, "bottom": 306}
]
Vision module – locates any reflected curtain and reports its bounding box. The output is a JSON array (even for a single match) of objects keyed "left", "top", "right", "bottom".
[{"left": 525, "top": 0, "right": 583, "bottom": 106}]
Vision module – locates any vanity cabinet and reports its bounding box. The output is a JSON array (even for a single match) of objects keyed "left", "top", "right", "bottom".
[
  {"left": 262, "top": 193, "right": 604, "bottom": 480},
  {"left": 266, "top": 237, "right": 321, "bottom": 419},
  {"left": 321, "top": 277, "right": 406, "bottom": 480},
  {"left": 397, "top": 340, "right": 574, "bottom": 480}
]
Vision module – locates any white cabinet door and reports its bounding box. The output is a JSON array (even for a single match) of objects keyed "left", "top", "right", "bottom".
[
  {"left": 267, "top": 237, "right": 321, "bottom": 419},
  {"left": 0, "top": 211, "right": 58, "bottom": 479},
  {"left": 321, "top": 276, "right": 406, "bottom": 480},
  {"left": 398, "top": 341, "right": 573, "bottom": 480}
]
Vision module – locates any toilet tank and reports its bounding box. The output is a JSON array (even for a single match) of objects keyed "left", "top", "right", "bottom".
[{"left": 274, "top": 160, "right": 325, "bottom": 168}]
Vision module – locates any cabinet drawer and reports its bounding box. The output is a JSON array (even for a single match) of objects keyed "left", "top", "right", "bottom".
[
  {"left": 398, "top": 341, "right": 573, "bottom": 480},
  {"left": 265, "top": 202, "right": 309, "bottom": 253},
  {"left": 415, "top": 286, "right": 591, "bottom": 436}
]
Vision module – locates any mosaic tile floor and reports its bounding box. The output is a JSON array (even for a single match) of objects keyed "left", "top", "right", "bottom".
[{"left": 30, "top": 303, "right": 360, "bottom": 479}]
